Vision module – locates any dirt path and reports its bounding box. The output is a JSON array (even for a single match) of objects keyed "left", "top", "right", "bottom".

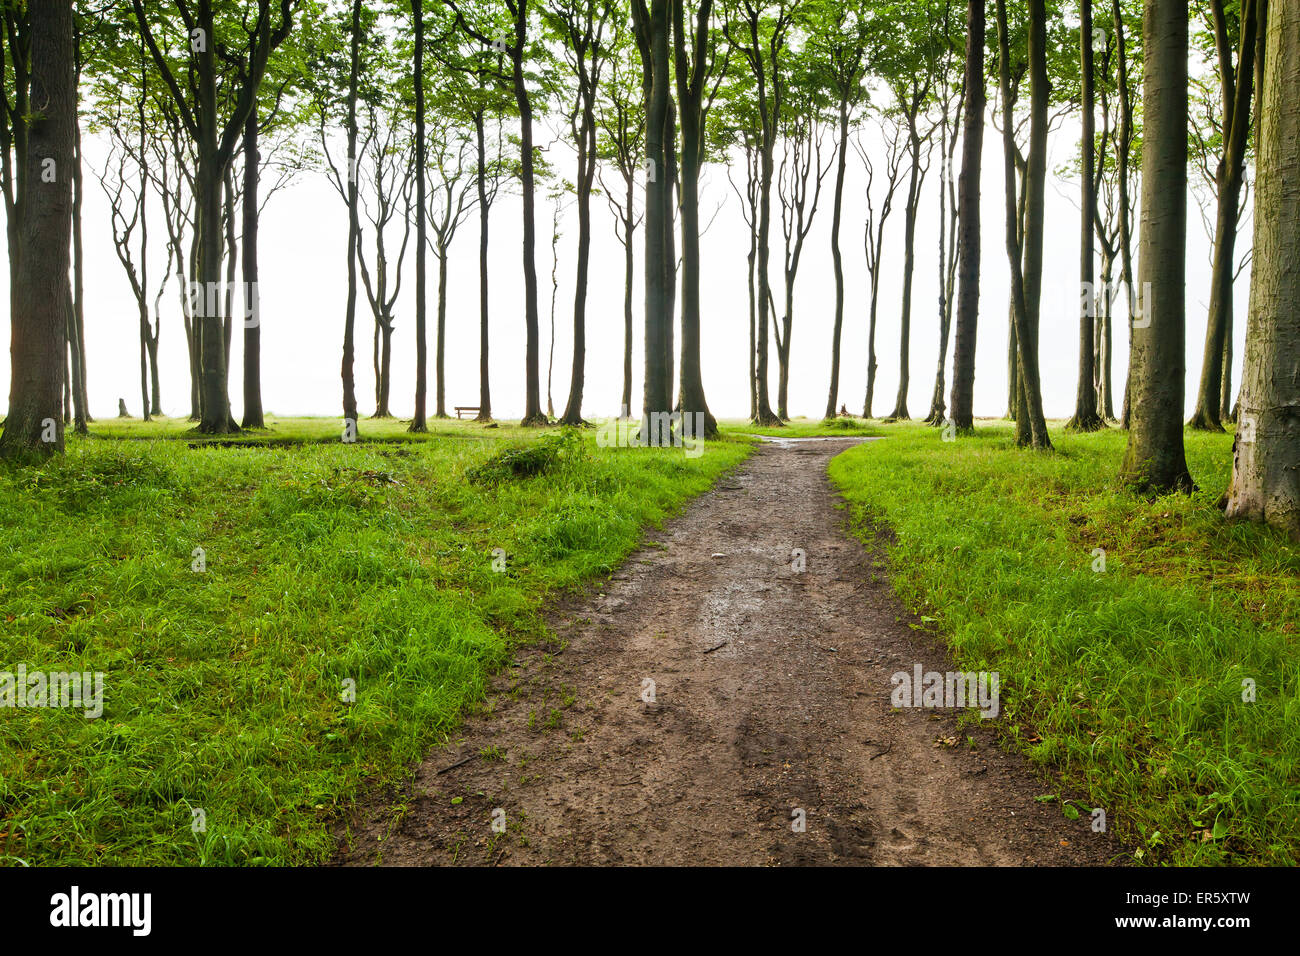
[{"left": 337, "top": 437, "right": 1118, "bottom": 866}]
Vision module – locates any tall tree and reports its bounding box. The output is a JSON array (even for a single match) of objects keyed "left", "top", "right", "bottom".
[
  {"left": 812, "top": 0, "right": 871, "bottom": 421},
  {"left": 628, "top": 0, "right": 672, "bottom": 431},
  {"left": 596, "top": 22, "right": 645, "bottom": 418},
  {"left": 722, "top": 0, "right": 796, "bottom": 427},
  {"left": 923, "top": 0, "right": 965, "bottom": 427},
  {"left": 1066, "top": 0, "right": 1105, "bottom": 431},
  {"left": 1188, "top": 0, "right": 1260, "bottom": 431},
  {"left": 1222, "top": 0, "right": 1295, "bottom": 537},
  {"left": 995, "top": 0, "right": 1050, "bottom": 448},
  {"left": 1118, "top": 0, "right": 1192, "bottom": 490},
  {"left": 548, "top": 0, "right": 612, "bottom": 427},
  {"left": 450, "top": 0, "right": 548, "bottom": 425},
  {"left": 948, "top": 0, "right": 985, "bottom": 432},
  {"left": 673, "top": 0, "right": 722, "bottom": 438},
  {"left": 0, "top": 0, "right": 75, "bottom": 458},
  {"left": 133, "top": 0, "right": 296, "bottom": 433},
  {"left": 774, "top": 94, "right": 831, "bottom": 421},
  {"left": 852, "top": 109, "right": 906, "bottom": 419}
]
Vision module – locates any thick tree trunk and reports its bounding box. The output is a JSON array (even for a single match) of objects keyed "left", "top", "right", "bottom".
[
  {"left": 637, "top": 0, "right": 675, "bottom": 430},
  {"left": 1223, "top": 0, "right": 1297, "bottom": 537},
  {"left": 0, "top": 0, "right": 74, "bottom": 458},
  {"left": 1119, "top": 0, "right": 1193, "bottom": 491},
  {"left": 949, "top": 0, "right": 985, "bottom": 433},
  {"left": 673, "top": 0, "right": 716, "bottom": 439}
]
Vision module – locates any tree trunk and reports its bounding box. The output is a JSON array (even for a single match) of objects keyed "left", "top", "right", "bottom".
[
  {"left": 1222, "top": 0, "right": 1296, "bottom": 537},
  {"left": 410, "top": 0, "right": 428, "bottom": 433},
  {"left": 996, "top": 0, "right": 1051, "bottom": 449},
  {"left": 0, "top": 0, "right": 74, "bottom": 458},
  {"left": 1119, "top": 0, "right": 1193, "bottom": 491},
  {"left": 825, "top": 95, "right": 849, "bottom": 420},
  {"left": 949, "top": 0, "right": 985, "bottom": 433},
  {"left": 637, "top": 0, "right": 675, "bottom": 430},
  {"left": 1068, "top": 0, "right": 1105, "bottom": 431},
  {"left": 673, "top": 0, "right": 716, "bottom": 438},
  {"left": 475, "top": 110, "right": 492, "bottom": 422},
  {"left": 241, "top": 105, "right": 264, "bottom": 428},
  {"left": 888, "top": 117, "right": 923, "bottom": 421},
  {"left": 1191, "top": 0, "right": 1260, "bottom": 431},
  {"left": 513, "top": 4, "right": 545, "bottom": 427}
]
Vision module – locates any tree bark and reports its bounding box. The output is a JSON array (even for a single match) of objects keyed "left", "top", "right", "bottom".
[
  {"left": 1190, "top": 0, "right": 1260, "bottom": 431},
  {"left": 1223, "top": 0, "right": 1296, "bottom": 537},
  {"left": 0, "top": 0, "right": 74, "bottom": 458},
  {"left": 241, "top": 104, "right": 264, "bottom": 428},
  {"left": 1068, "top": 0, "right": 1105, "bottom": 431},
  {"left": 1119, "top": 0, "right": 1193, "bottom": 491},
  {"left": 949, "top": 0, "right": 984, "bottom": 432}
]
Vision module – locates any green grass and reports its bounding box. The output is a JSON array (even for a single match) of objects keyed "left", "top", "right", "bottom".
[
  {"left": 830, "top": 419, "right": 1299, "bottom": 865},
  {"left": 0, "top": 416, "right": 751, "bottom": 865},
  {"left": 723, "top": 415, "right": 884, "bottom": 438}
]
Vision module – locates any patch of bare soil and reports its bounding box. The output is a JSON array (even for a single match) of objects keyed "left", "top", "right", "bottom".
[{"left": 335, "top": 438, "right": 1121, "bottom": 866}]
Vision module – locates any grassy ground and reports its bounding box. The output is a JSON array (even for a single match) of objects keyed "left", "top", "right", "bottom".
[
  {"left": 0, "top": 416, "right": 751, "bottom": 865},
  {"left": 724, "top": 415, "right": 884, "bottom": 439},
  {"left": 830, "top": 420, "right": 1298, "bottom": 865}
]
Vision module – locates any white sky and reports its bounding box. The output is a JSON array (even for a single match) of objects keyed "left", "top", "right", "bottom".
[{"left": 1, "top": 108, "right": 1247, "bottom": 425}]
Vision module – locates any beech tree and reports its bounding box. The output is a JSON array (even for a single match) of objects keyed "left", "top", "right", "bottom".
[
  {"left": 1222, "top": 0, "right": 1296, "bottom": 538},
  {"left": 0, "top": 0, "right": 76, "bottom": 459},
  {"left": 808, "top": 0, "right": 871, "bottom": 422},
  {"left": 1119, "top": 0, "right": 1192, "bottom": 491},
  {"left": 132, "top": 0, "right": 297, "bottom": 434},
  {"left": 948, "top": 0, "right": 985, "bottom": 432},
  {"left": 1188, "top": 0, "right": 1261, "bottom": 432},
  {"left": 995, "top": 0, "right": 1050, "bottom": 449}
]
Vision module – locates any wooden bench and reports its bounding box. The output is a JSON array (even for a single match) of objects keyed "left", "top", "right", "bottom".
[{"left": 454, "top": 406, "right": 480, "bottom": 420}]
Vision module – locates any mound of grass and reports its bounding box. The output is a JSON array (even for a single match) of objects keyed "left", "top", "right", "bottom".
[
  {"left": 0, "top": 421, "right": 751, "bottom": 865},
  {"left": 830, "top": 420, "right": 1298, "bottom": 865},
  {"left": 465, "top": 429, "right": 586, "bottom": 485}
]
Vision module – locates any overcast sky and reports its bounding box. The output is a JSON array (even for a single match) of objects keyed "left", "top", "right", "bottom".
[{"left": 1, "top": 106, "right": 1248, "bottom": 426}]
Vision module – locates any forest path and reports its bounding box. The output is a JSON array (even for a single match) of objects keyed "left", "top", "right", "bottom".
[{"left": 337, "top": 437, "right": 1116, "bottom": 866}]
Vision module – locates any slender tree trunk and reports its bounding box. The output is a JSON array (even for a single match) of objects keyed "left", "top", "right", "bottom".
[
  {"left": 560, "top": 91, "right": 598, "bottom": 426},
  {"left": 825, "top": 96, "right": 849, "bottom": 419},
  {"left": 996, "top": 0, "right": 1051, "bottom": 449},
  {"left": 888, "top": 118, "right": 923, "bottom": 422},
  {"left": 622, "top": 180, "right": 635, "bottom": 418},
  {"left": 475, "top": 111, "right": 492, "bottom": 422},
  {"left": 436, "top": 240, "right": 448, "bottom": 417},
  {"left": 1068, "top": 0, "right": 1104, "bottom": 431},
  {"left": 0, "top": 0, "right": 74, "bottom": 458},
  {"left": 410, "top": 0, "right": 428, "bottom": 432},
  {"left": 241, "top": 106, "right": 264, "bottom": 428},
  {"left": 950, "top": 0, "right": 984, "bottom": 432},
  {"left": 513, "top": 6, "right": 545, "bottom": 426},
  {"left": 1119, "top": 0, "right": 1193, "bottom": 491},
  {"left": 1191, "top": 0, "right": 1259, "bottom": 431}
]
